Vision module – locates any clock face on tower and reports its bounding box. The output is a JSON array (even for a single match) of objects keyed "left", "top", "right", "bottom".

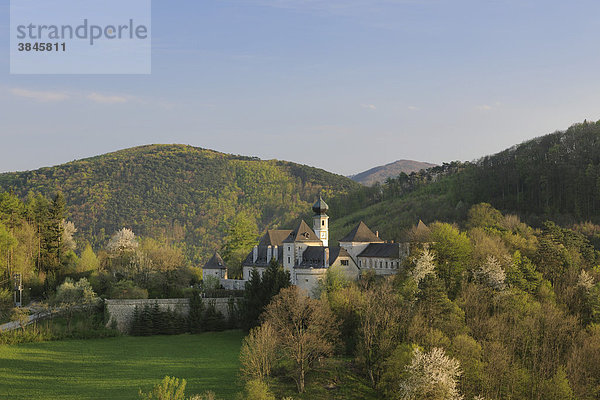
[{"left": 321, "top": 231, "right": 327, "bottom": 239}]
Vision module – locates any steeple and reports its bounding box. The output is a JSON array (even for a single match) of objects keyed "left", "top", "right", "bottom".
[
  {"left": 312, "top": 195, "right": 329, "bottom": 215},
  {"left": 312, "top": 196, "right": 329, "bottom": 247}
]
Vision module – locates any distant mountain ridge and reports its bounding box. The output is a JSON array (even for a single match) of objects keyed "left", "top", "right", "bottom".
[{"left": 350, "top": 159, "right": 437, "bottom": 186}]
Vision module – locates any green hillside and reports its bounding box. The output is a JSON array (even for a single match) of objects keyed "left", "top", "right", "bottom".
[
  {"left": 0, "top": 144, "right": 359, "bottom": 263},
  {"left": 329, "top": 120, "right": 600, "bottom": 242}
]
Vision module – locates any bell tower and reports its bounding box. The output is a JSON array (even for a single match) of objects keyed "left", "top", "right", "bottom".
[{"left": 312, "top": 196, "right": 329, "bottom": 247}]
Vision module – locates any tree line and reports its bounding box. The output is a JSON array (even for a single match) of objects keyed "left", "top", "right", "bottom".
[{"left": 238, "top": 203, "right": 600, "bottom": 399}]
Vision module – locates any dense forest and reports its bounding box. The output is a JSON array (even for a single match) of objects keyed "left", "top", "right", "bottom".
[
  {"left": 237, "top": 203, "right": 600, "bottom": 400},
  {"left": 0, "top": 144, "right": 359, "bottom": 266},
  {"left": 328, "top": 120, "right": 600, "bottom": 244}
]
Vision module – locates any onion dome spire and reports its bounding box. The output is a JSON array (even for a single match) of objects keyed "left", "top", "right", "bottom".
[{"left": 312, "top": 195, "right": 329, "bottom": 215}]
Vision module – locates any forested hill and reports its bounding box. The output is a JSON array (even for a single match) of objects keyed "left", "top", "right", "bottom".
[
  {"left": 329, "top": 120, "right": 600, "bottom": 242},
  {"left": 0, "top": 144, "right": 359, "bottom": 263}
]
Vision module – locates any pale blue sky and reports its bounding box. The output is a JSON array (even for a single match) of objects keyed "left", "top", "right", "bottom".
[{"left": 1, "top": 0, "right": 600, "bottom": 175}]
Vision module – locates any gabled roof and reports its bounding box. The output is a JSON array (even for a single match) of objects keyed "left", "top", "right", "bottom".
[
  {"left": 339, "top": 221, "right": 384, "bottom": 243},
  {"left": 358, "top": 243, "right": 400, "bottom": 258},
  {"left": 242, "top": 246, "right": 284, "bottom": 268},
  {"left": 296, "top": 246, "right": 352, "bottom": 269},
  {"left": 298, "top": 246, "right": 327, "bottom": 268},
  {"left": 203, "top": 252, "right": 227, "bottom": 269},
  {"left": 330, "top": 247, "right": 351, "bottom": 263},
  {"left": 258, "top": 230, "right": 293, "bottom": 247},
  {"left": 283, "top": 220, "right": 320, "bottom": 243}
]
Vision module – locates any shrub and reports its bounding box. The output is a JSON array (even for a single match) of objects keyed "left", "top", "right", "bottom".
[
  {"left": 108, "top": 280, "right": 148, "bottom": 299},
  {"left": 244, "top": 380, "right": 275, "bottom": 400},
  {"left": 138, "top": 376, "right": 186, "bottom": 400}
]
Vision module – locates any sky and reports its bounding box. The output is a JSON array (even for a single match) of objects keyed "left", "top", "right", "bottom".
[{"left": 1, "top": 0, "right": 600, "bottom": 176}]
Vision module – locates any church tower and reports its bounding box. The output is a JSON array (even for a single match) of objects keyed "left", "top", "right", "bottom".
[{"left": 312, "top": 196, "right": 329, "bottom": 247}]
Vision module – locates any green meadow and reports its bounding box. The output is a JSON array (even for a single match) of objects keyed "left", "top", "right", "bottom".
[{"left": 0, "top": 331, "right": 244, "bottom": 400}]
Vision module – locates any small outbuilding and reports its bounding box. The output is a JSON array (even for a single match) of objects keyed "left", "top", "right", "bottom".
[{"left": 202, "top": 252, "right": 228, "bottom": 279}]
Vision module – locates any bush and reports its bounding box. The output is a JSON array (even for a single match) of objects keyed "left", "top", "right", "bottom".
[
  {"left": 139, "top": 376, "right": 186, "bottom": 400},
  {"left": 108, "top": 280, "right": 148, "bottom": 299},
  {"left": 244, "top": 380, "right": 275, "bottom": 400}
]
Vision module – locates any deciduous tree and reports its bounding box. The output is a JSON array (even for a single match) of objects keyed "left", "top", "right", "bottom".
[{"left": 263, "top": 286, "right": 339, "bottom": 393}]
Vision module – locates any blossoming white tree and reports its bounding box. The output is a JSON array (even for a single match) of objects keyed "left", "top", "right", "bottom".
[
  {"left": 61, "top": 220, "right": 77, "bottom": 251},
  {"left": 411, "top": 249, "right": 436, "bottom": 285},
  {"left": 399, "top": 347, "right": 463, "bottom": 400},
  {"left": 106, "top": 228, "right": 139, "bottom": 253},
  {"left": 474, "top": 255, "right": 506, "bottom": 290},
  {"left": 577, "top": 269, "right": 594, "bottom": 291}
]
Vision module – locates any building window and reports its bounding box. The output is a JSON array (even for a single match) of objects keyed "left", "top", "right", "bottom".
[
  {"left": 322, "top": 220, "right": 325, "bottom": 226},
  {"left": 386, "top": 261, "right": 388, "bottom": 268},
  {"left": 288, "top": 257, "right": 291, "bottom": 264},
  {"left": 341, "top": 259, "right": 349, "bottom": 266}
]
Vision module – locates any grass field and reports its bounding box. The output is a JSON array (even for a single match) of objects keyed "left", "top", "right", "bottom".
[{"left": 0, "top": 331, "right": 244, "bottom": 400}]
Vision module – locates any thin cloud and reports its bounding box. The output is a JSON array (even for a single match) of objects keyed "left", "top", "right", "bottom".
[
  {"left": 10, "top": 88, "right": 69, "bottom": 102},
  {"left": 476, "top": 104, "right": 493, "bottom": 111},
  {"left": 362, "top": 104, "right": 377, "bottom": 110},
  {"left": 408, "top": 105, "right": 420, "bottom": 111},
  {"left": 87, "top": 93, "right": 128, "bottom": 104}
]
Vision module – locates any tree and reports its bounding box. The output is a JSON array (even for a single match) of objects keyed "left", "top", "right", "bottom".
[
  {"left": 106, "top": 228, "right": 139, "bottom": 278},
  {"left": 10, "top": 307, "right": 30, "bottom": 333},
  {"left": 379, "top": 343, "right": 416, "bottom": 398},
  {"left": 263, "top": 286, "right": 339, "bottom": 393},
  {"left": 77, "top": 243, "right": 100, "bottom": 272},
  {"left": 540, "top": 367, "right": 574, "bottom": 400},
  {"left": 61, "top": 220, "right": 77, "bottom": 252},
  {"left": 399, "top": 347, "right": 463, "bottom": 400},
  {"left": 505, "top": 251, "right": 543, "bottom": 294},
  {"left": 429, "top": 222, "right": 473, "bottom": 298},
  {"left": 188, "top": 290, "right": 205, "bottom": 333},
  {"left": 473, "top": 255, "right": 506, "bottom": 290},
  {"left": 242, "top": 260, "right": 290, "bottom": 330},
  {"left": 467, "top": 203, "right": 503, "bottom": 230},
  {"left": 261, "top": 259, "right": 291, "bottom": 303},
  {"left": 138, "top": 376, "right": 186, "bottom": 400},
  {"left": 0, "top": 222, "right": 17, "bottom": 279},
  {"left": 42, "top": 192, "right": 66, "bottom": 277},
  {"left": 357, "top": 277, "right": 404, "bottom": 387},
  {"left": 53, "top": 277, "right": 98, "bottom": 330},
  {"left": 106, "top": 228, "right": 139, "bottom": 253},
  {"left": 221, "top": 213, "right": 258, "bottom": 278},
  {"left": 140, "top": 237, "right": 184, "bottom": 272},
  {"left": 411, "top": 248, "right": 436, "bottom": 285},
  {"left": 239, "top": 322, "right": 278, "bottom": 381},
  {"left": 242, "top": 268, "right": 263, "bottom": 330},
  {"left": 411, "top": 275, "right": 466, "bottom": 341}
]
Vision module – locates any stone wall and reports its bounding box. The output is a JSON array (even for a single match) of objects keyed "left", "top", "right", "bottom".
[
  {"left": 105, "top": 298, "right": 232, "bottom": 333},
  {"left": 220, "top": 279, "right": 246, "bottom": 291}
]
